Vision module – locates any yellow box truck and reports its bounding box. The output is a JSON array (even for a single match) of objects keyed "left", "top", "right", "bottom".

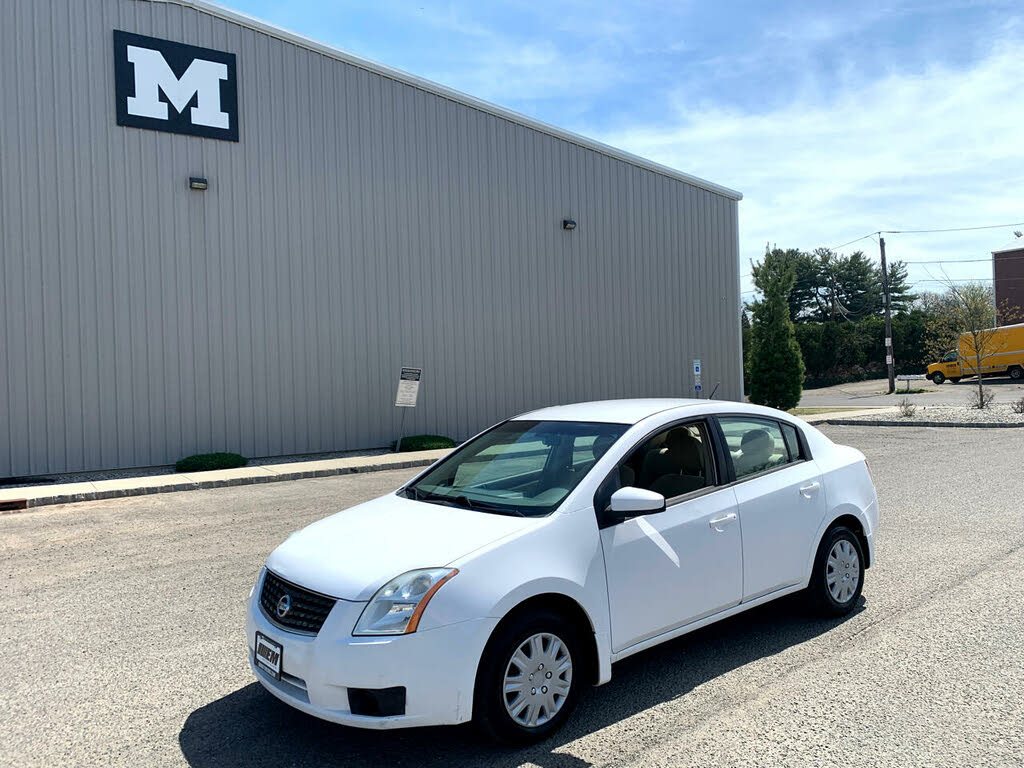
[{"left": 927, "top": 323, "right": 1024, "bottom": 384}]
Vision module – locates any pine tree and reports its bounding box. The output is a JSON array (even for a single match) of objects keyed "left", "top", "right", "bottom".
[{"left": 749, "top": 249, "right": 805, "bottom": 409}]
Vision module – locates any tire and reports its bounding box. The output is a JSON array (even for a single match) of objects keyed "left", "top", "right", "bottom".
[
  {"left": 1010, "top": 366, "right": 1023, "bottom": 381},
  {"left": 807, "top": 525, "right": 865, "bottom": 617},
  {"left": 931, "top": 372, "right": 945, "bottom": 385},
  {"left": 473, "top": 609, "right": 582, "bottom": 744}
]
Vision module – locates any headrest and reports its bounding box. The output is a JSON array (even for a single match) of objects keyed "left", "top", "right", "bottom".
[
  {"left": 741, "top": 429, "right": 772, "bottom": 454},
  {"left": 666, "top": 428, "right": 701, "bottom": 464}
]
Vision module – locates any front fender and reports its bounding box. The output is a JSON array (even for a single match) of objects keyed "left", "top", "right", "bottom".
[{"left": 416, "top": 507, "right": 613, "bottom": 683}]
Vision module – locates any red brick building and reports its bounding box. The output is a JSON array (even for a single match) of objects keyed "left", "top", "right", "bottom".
[{"left": 993, "top": 238, "right": 1024, "bottom": 323}]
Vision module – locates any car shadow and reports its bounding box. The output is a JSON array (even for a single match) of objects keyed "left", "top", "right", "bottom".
[{"left": 179, "top": 594, "right": 864, "bottom": 768}]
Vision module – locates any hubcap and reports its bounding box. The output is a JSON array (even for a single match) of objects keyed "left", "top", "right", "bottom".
[
  {"left": 502, "top": 632, "right": 573, "bottom": 728},
  {"left": 826, "top": 539, "right": 860, "bottom": 603}
]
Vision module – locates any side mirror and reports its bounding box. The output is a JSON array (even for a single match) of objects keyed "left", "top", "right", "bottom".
[{"left": 609, "top": 486, "right": 666, "bottom": 516}]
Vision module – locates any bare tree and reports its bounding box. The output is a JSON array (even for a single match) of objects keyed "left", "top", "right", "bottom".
[{"left": 940, "top": 280, "right": 1005, "bottom": 409}]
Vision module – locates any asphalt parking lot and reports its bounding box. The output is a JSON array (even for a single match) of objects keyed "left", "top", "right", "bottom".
[{"left": 2, "top": 425, "right": 1022, "bottom": 767}]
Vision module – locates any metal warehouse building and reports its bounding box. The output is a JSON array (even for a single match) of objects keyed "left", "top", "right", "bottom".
[{"left": 1, "top": 0, "right": 743, "bottom": 477}]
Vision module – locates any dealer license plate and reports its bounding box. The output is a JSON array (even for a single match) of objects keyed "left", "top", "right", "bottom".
[{"left": 254, "top": 632, "right": 283, "bottom": 680}]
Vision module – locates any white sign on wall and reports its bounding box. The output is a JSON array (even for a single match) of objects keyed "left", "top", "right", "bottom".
[
  {"left": 395, "top": 367, "right": 422, "bottom": 408},
  {"left": 693, "top": 358, "right": 702, "bottom": 394}
]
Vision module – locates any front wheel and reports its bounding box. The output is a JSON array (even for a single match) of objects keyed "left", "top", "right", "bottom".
[
  {"left": 1009, "top": 366, "right": 1023, "bottom": 381},
  {"left": 931, "top": 372, "right": 946, "bottom": 385},
  {"left": 473, "top": 611, "right": 582, "bottom": 744},
  {"left": 807, "top": 526, "right": 865, "bottom": 617}
]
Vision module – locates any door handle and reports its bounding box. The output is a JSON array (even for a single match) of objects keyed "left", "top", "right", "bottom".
[
  {"left": 708, "top": 512, "right": 737, "bottom": 531},
  {"left": 799, "top": 482, "right": 820, "bottom": 497}
]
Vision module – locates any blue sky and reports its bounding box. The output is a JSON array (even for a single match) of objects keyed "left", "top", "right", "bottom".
[{"left": 232, "top": 0, "right": 1024, "bottom": 300}]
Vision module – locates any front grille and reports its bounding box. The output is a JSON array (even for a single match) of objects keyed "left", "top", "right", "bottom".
[{"left": 259, "top": 570, "right": 336, "bottom": 635}]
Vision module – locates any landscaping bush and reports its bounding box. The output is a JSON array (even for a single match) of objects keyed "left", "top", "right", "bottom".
[
  {"left": 1013, "top": 396, "right": 1024, "bottom": 416},
  {"left": 394, "top": 434, "right": 457, "bottom": 452},
  {"left": 175, "top": 452, "right": 247, "bottom": 473},
  {"left": 965, "top": 388, "right": 995, "bottom": 410},
  {"left": 898, "top": 398, "right": 917, "bottom": 418}
]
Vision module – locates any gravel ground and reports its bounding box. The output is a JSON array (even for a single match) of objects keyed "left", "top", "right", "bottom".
[
  {"left": 839, "top": 402, "right": 1024, "bottom": 424},
  {"left": 2, "top": 425, "right": 1022, "bottom": 767},
  {"left": 799, "top": 376, "right": 1024, "bottom": 408}
]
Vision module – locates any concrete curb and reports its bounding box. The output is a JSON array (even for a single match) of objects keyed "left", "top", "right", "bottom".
[
  {"left": 823, "top": 419, "right": 1024, "bottom": 428},
  {"left": 0, "top": 453, "right": 447, "bottom": 513}
]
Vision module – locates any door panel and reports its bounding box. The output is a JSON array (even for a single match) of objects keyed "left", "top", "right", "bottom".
[
  {"left": 733, "top": 461, "right": 827, "bottom": 600},
  {"left": 600, "top": 486, "right": 741, "bottom": 652}
]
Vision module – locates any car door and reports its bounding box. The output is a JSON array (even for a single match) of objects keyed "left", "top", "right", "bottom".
[
  {"left": 716, "top": 416, "right": 827, "bottom": 601},
  {"left": 596, "top": 419, "right": 742, "bottom": 653}
]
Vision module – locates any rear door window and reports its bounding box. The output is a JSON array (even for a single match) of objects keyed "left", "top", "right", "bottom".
[{"left": 718, "top": 417, "right": 792, "bottom": 480}]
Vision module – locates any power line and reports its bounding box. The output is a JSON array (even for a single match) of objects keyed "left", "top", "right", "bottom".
[
  {"left": 828, "top": 220, "right": 1024, "bottom": 252},
  {"left": 902, "top": 250, "right": 1024, "bottom": 265},
  {"left": 744, "top": 252, "right": 1024, "bottom": 273},
  {"left": 880, "top": 221, "right": 1024, "bottom": 235},
  {"left": 831, "top": 232, "right": 879, "bottom": 250}
]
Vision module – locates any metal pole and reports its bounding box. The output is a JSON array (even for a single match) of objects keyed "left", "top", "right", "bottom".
[
  {"left": 395, "top": 407, "right": 408, "bottom": 453},
  {"left": 880, "top": 236, "right": 895, "bottom": 393}
]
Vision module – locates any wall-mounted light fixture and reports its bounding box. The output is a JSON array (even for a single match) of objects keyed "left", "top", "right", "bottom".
[
  {"left": 189, "top": 176, "right": 209, "bottom": 191},
  {"left": 562, "top": 218, "right": 577, "bottom": 231}
]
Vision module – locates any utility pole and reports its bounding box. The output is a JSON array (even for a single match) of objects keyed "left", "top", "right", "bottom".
[{"left": 880, "top": 236, "right": 895, "bottom": 393}]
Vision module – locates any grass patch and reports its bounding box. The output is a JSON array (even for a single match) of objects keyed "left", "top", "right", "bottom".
[
  {"left": 394, "top": 434, "right": 457, "bottom": 452},
  {"left": 175, "top": 452, "right": 247, "bottom": 473}
]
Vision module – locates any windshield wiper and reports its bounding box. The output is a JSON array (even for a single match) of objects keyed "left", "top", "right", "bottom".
[
  {"left": 455, "top": 495, "right": 527, "bottom": 517},
  {"left": 405, "top": 486, "right": 526, "bottom": 516},
  {"left": 404, "top": 487, "right": 457, "bottom": 506}
]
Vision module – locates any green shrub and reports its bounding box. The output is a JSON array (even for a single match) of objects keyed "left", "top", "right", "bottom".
[
  {"left": 175, "top": 452, "right": 247, "bottom": 473},
  {"left": 394, "top": 434, "right": 457, "bottom": 452},
  {"left": 748, "top": 251, "right": 804, "bottom": 410}
]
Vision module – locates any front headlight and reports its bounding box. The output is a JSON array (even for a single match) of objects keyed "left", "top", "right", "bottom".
[{"left": 353, "top": 568, "right": 458, "bottom": 636}]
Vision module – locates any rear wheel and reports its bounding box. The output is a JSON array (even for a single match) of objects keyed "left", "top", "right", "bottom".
[
  {"left": 931, "top": 372, "right": 946, "bottom": 385},
  {"left": 473, "top": 610, "right": 582, "bottom": 744},
  {"left": 1009, "top": 366, "right": 1023, "bottom": 381},
  {"left": 807, "top": 526, "right": 865, "bottom": 617}
]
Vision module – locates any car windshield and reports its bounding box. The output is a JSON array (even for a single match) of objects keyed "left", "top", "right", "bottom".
[{"left": 401, "top": 420, "right": 629, "bottom": 517}]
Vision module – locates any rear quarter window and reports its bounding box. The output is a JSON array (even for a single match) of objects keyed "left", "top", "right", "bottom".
[{"left": 781, "top": 422, "right": 803, "bottom": 461}]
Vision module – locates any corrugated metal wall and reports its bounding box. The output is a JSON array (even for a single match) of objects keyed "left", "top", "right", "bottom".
[{"left": 0, "top": 0, "right": 742, "bottom": 476}]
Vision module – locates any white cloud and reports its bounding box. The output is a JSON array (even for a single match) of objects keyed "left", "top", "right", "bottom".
[
  {"left": 394, "top": 3, "right": 631, "bottom": 102},
  {"left": 596, "top": 35, "right": 1024, "bottom": 296}
]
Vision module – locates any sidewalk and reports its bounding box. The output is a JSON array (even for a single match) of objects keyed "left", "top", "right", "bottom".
[
  {"left": 0, "top": 407, "right": 895, "bottom": 513},
  {"left": 798, "top": 407, "right": 897, "bottom": 423},
  {"left": 0, "top": 449, "right": 451, "bottom": 513}
]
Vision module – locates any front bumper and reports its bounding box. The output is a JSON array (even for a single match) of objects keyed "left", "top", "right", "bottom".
[{"left": 244, "top": 578, "right": 498, "bottom": 729}]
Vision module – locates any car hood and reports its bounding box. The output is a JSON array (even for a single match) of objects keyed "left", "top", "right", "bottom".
[{"left": 265, "top": 493, "right": 539, "bottom": 601}]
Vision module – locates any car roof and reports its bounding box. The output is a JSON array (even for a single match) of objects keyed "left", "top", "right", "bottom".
[{"left": 513, "top": 399, "right": 708, "bottom": 425}]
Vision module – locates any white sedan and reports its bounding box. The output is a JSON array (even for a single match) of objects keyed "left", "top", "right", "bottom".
[{"left": 246, "top": 399, "right": 878, "bottom": 742}]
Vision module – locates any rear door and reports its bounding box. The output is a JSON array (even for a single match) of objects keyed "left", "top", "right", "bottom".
[{"left": 715, "top": 416, "right": 827, "bottom": 601}]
